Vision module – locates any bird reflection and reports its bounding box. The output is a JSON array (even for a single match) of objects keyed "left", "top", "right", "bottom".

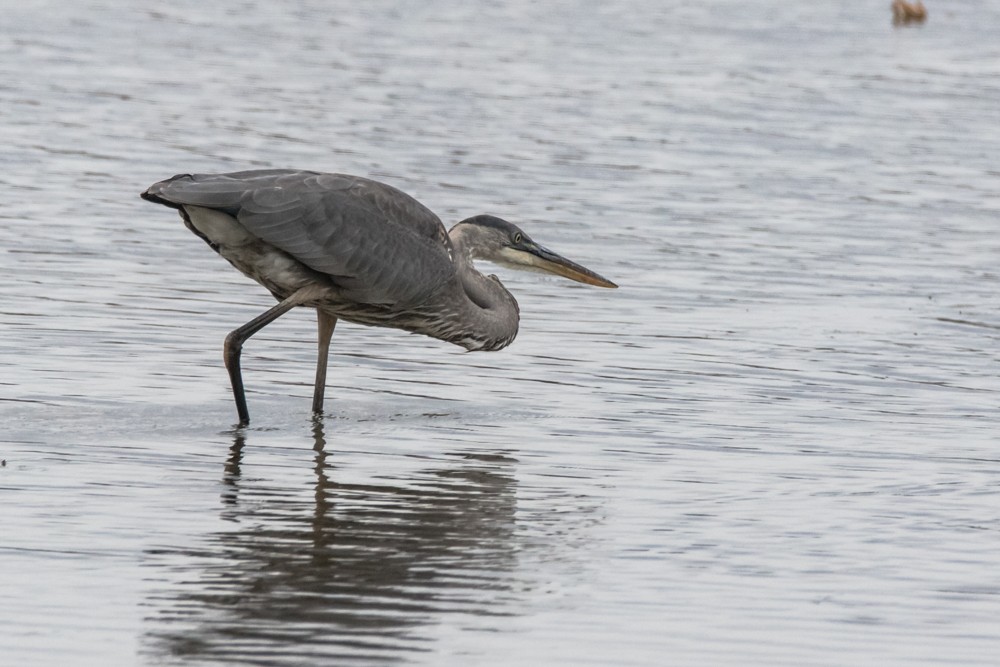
[{"left": 145, "top": 419, "right": 520, "bottom": 664}]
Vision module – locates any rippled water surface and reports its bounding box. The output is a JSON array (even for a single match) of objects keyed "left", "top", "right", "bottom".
[{"left": 2, "top": 1, "right": 999, "bottom": 665}]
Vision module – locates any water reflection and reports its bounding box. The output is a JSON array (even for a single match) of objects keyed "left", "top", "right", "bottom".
[{"left": 144, "top": 419, "right": 521, "bottom": 665}]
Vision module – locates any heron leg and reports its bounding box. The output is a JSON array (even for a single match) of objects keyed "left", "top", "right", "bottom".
[
  {"left": 224, "top": 288, "right": 320, "bottom": 425},
  {"left": 312, "top": 310, "right": 337, "bottom": 415}
]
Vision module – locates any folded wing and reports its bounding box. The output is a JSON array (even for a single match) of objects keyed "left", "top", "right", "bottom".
[{"left": 145, "top": 170, "right": 456, "bottom": 308}]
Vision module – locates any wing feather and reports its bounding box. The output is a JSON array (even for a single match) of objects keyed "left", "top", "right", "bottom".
[{"left": 144, "top": 170, "right": 455, "bottom": 307}]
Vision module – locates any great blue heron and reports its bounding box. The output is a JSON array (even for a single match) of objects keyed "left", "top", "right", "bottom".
[{"left": 141, "top": 170, "right": 617, "bottom": 424}]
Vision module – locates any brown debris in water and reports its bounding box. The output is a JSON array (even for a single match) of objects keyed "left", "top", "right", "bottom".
[{"left": 892, "top": 0, "right": 927, "bottom": 25}]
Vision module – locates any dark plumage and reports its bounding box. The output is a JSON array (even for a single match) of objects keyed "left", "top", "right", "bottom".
[{"left": 142, "top": 169, "right": 616, "bottom": 424}]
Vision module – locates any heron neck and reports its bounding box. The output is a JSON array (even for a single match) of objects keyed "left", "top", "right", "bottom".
[{"left": 446, "top": 228, "right": 520, "bottom": 351}]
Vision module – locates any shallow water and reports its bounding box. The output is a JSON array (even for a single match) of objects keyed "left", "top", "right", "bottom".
[{"left": 2, "top": 1, "right": 999, "bottom": 665}]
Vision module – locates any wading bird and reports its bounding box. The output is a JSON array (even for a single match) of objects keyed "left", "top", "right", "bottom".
[{"left": 142, "top": 170, "right": 617, "bottom": 424}]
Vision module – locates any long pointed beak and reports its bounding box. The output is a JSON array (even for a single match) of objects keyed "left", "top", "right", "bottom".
[{"left": 522, "top": 243, "right": 618, "bottom": 288}]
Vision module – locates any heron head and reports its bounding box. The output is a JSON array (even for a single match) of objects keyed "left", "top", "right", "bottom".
[{"left": 453, "top": 215, "right": 617, "bottom": 288}]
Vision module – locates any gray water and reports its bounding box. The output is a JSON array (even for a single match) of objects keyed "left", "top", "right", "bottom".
[{"left": 2, "top": 1, "right": 999, "bottom": 665}]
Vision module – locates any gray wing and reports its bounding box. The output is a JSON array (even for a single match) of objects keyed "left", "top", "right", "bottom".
[{"left": 144, "top": 170, "right": 455, "bottom": 308}]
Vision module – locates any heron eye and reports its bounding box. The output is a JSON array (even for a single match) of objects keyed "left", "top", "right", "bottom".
[{"left": 513, "top": 232, "right": 522, "bottom": 244}]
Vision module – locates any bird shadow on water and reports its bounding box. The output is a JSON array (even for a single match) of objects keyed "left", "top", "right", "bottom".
[{"left": 141, "top": 417, "right": 528, "bottom": 666}]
